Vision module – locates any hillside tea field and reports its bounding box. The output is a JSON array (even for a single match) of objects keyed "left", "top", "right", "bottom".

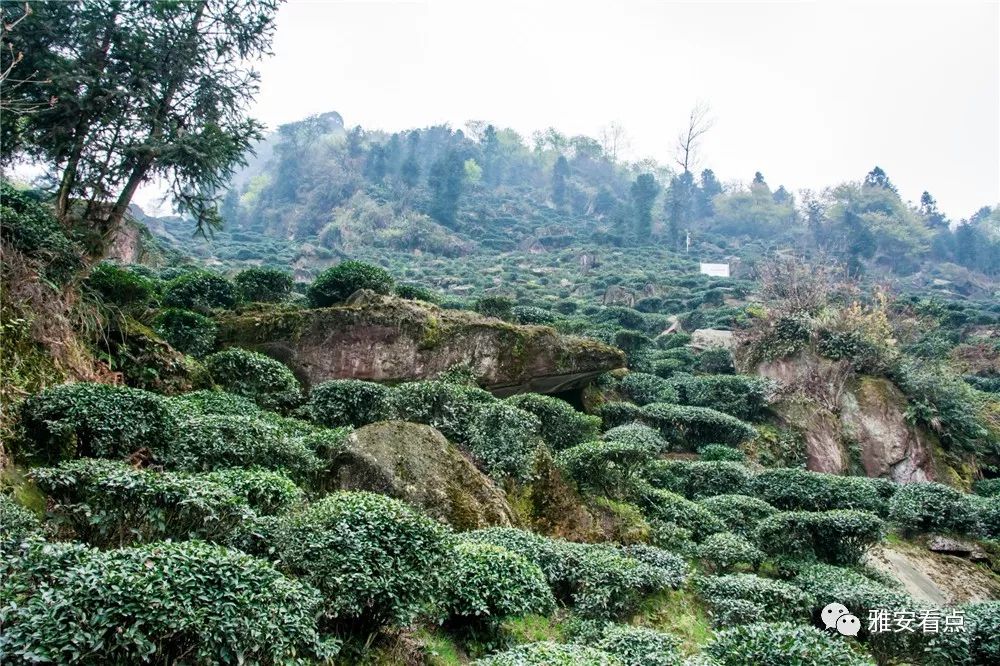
[{"left": 1, "top": 1, "right": 999, "bottom": 664}]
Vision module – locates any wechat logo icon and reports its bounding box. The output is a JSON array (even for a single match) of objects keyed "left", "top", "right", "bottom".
[{"left": 823, "top": 602, "right": 861, "bottom": 637}]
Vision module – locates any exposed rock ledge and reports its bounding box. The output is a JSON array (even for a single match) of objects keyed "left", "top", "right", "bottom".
[{"left": 215, "top": 292, "right": 625, "bottom": 395}]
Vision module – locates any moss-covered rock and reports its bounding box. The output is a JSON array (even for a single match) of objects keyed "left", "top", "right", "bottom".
[
  {"left": 215, "top": 292, "right": 624, "bottom": 395},
  {"left": 330, "top": 420, "right": 516, "bottom": 530}
]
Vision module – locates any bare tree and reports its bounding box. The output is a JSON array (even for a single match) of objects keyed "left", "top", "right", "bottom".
[
  {"left": 674, "top": 102, "right": 713, "bottom": 173},
  {"left": 599, "top": 121, "right": 629, "bottom": 163}
]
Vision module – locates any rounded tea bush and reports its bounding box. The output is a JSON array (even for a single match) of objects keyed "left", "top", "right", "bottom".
[
  {"left": 697, "top": 494, "right": 778, "bottom": 537},
  {"left": 0, "top": 494, "right": 41, "bottom": 546},
  {"left": 305, "top": 379, "right": 392, "bottom": 428},
  {"left": 389, "top": 380, "right": 496, "bottom": 443},
  {"left": 474, "top": 642, "right": 620, "bottom": 665},
  {"left": 558, "top": 439, "right": 657, "bottom": 496},
  {"left": 202, "top": 468, "right": 304, "bottom": 516},
  {"left": 85, "top": 262, "right": 156, "bottom": 309},
  {"left": 162, "top": 271, "right": 237, "bottom": 313},
  {"left": 506, "top": 393, "right": 601, "bottom": 451},
  {"left": 697, "top": 532, "right": 764, "bottom": 573},
  {"left": 307, "top": 260, "right": 394, "bottom": 307},
  {"left": 698, "top": 444, "right": 745, "bottom": 462},
  {"left": 443, "top": 542, "right": 556, "bottom": 623},
  {"left": 888, "top": 482, "right": 979, "bottom": 535},
  {"left": 603, "top": 423, "right": 669, "bottom": 453},
  {"left": 168, "top": 389, "right": 261, "bottom": 416},
  {"left": 750, "top": 468, "right": 890, "bottom": 515},
  {"left": 466, "top": 402, "right": 541, "bottom": 481},
  {"left": 244, "top": 491, "right": 451, "bottom": 629},
  {"left": 19, "top": 383, "right": 176, "bottom": 463},
  {"left": 203, "top": 348, "right": 302, "bottom": 411},
  {"left": 755, "top": 510, "right": 885, "bottom": 565},
  {"left": 619, "top": 372, "right": 678, "bottom": 406},
  {"left": 153, "top": 308, "right": 217, "bottom": 357},
  {"left": 395, "top": 282, "right": 439, "bottom": 303},
  {"left": 640, "top": 403, "right": 756, "bottom": 449},
  {"left": 633, "top": 485, "right": 726, "bottom": 540},
  {"left": 0, "top": 540, "right": 335, "bottom": 664},
  {"left": 233, "top": 267, "right": 293, "bottom": 303},
  {"left": 706, "top": 622, "right": 875, "bottom": 666},
  {"left": 695, "top": 574, "right": 814, "bottom": 625},
  {"left": 596, "top": 624, "right": 683, "bottom": 666}
]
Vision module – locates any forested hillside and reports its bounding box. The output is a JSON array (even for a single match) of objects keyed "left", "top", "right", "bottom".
[{"left": 2, "top": 1, "right": 1000, "bottom": 665}]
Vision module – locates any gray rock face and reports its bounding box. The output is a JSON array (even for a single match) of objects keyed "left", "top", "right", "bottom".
[
  {"left": 690, "top": 328, "right": 735, "bottom": 350},
  {"left": 332, "top": 421, "right": 516, "bottom": 530},
  {"left": 215, "top": 293, "right": 624, "bottom": 396},
  {"left": 758, "top": 352, "right": 937, "bottom": 482},
  {"left": 603, "top": 285, "right": 635, "bottom": 307}
]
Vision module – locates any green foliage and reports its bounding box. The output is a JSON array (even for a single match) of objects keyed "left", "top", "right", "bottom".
[
  {"left": 307, "top": 260, "right": 394, "bottom": 307},
  {"left": 0, "top": 540, "right": 334, "bottom": 664},
  {"left": 620, "top": 373, "right": 679, "bottom": 406},
  {"left": 888, "top": 482, "right": 979, "bottom": 535},
  {"left": 203, "top": 348, "right": 302, "bottom": 411},
  {"left": 0, "top": 494, "right": 41, "bottom": 546},
  {"left": 558, "top": 439, "right": 658, "bottom": 496},
  {"left": 974, "top": 478, "right": 1000, "bottom": 498},
  {"left": 162, "top": 271, "right": 237, "bottom": 313},
  {"left": 169, "top": 389, "right": 261, "bottom": 416},
  {"left": 389, "top": 380, "right": 495, "bottom": 443},
  {"left": 31, "top": 459, "right": 253, "bottom": 546},
  {"left": 467, "top": 402, "right": 542, "bottom": 481},
  {"left": 602, "top": 423, "right": 669, "bottom": 453},
  {"left": 974, "top": 495, "right": 1000, "bottom": 540},
  {"left": 243, "top": 492, "right": 450, "bottom": 630},
  {"left": 395, "top": 282, "right": 440, "bottom": 303},
  {"left": 164, "top": 413, "right": 333, "bottom": 481},
  {"left": 152, "top": 308, "right": 217, "bottom": 357},
  {"left": 442, "top": 542, "right": 556, "bottom": 623},
  {"left": 696, "top": 532, "right": 764, "bottom": 573},
  {"left": 511, "top": 305, "right": 557, "bottom": 325},
  {"left": 85, "top": 262, "right": 157, "bottom": 309},
  {"left": 474, "top": 642, "right": 620, "bottom": 665},
  {"left": 305, "top": 379, "right": 392, "bottom": 428},
  {"left": 601, "top": 402, "right": 647, "bottom": 429},
  {"left": 755, "top": 510, "right": 886, "bottom": 565},
  {"left": 640, "top": 403, "right": 756, "bottom": 449},
  {"left": 19, "top": 383, "right": 176, "bottom": 464},
  {"left": 750, "top": 468, "right": 891, "bottom": 515},
  {"left": 922, "top": 601, "right": 1000, "bottom": 666},
  {"left": 644, "top": 460, "right": 751, "bottom": 500},
  {"left": 695, "top": 575, "right": 814, "bottom": 625},
  {"left": 696, "top": 495, "right": 778, "bottom": 538},
  {"left": 697, "top": 444, "right": 745, "bottom": 462},
  {"left": 201, "top": 468, "right": 304, "bottom": 516},
  {"left": 632, "top": 485, "right": 726, "bottom": 540},
  {"left": 668, "top": 375, "right": 773, "bottom": 421},
  {"left": 475, "top": 295, "right": 515, "bottom": 321},
  {"left": 705, "top": 622, "right": 874, "bottom": 666},
  {"left": 0, "top": 181, "right": 81, "bottom": 283},
  {"left": 506, "top": 393, "right": 601, "bottom": 451},
  {"left": 696, "top": 347, "right": 735, "bottom": 375},
  {"left": 596, "top": 624, "right": 683, "bottom": 666},
  {"left": 234, "top": 267, "right": 293, "bottom": 302}
]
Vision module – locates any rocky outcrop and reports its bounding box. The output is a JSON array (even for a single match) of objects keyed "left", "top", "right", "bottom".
[
  {"left": 758, "top": 352, "right": 938, "bottom": 482},
  {"left": 215, "top": 293, "right": 625, "bottom": 395},
  {"left": 865, "top": 542, "right": 1000, "bottom": 604},
  {"left": 331, "top": 421, "right": 515, "bottom": 530}
]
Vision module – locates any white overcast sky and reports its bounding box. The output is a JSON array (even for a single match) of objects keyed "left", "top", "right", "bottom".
[{"left": 154, "top": 0, "right": 1000, "bottom": 220}]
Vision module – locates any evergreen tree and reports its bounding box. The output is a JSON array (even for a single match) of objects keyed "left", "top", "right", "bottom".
[
  {"left": 630, "top": 173, "right": 660, "bottom": 240},
  {"left": 552, "top": 155, "right": 569, "bottom": 207},
  {"left": 428, "top": 149, "right": 465, "bottom": 227},
  {"left": 482, "top": 124, "right": 501, "bottom": 186},
  {"left": 919, "top": 191, "right": 949, "bottom": 230},
  {"left": 665, "top": 171, "right": 697, "bottom": 248},
  {"left": 863, "top": 166, "right": 897, "bottom": 193}
]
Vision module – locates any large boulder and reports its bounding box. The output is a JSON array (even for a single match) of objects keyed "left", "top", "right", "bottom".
[
  {"left": 331, "top": 421, "right": 516, "bottom": 530},
  {"left": 215, "top": 293, "right": 624, "bottom": 395}
]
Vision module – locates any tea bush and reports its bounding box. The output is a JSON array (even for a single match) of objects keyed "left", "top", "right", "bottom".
[
  {"left": 602, "top": 423, "right": 669, "bottom": 453},
  {"left": 0, "top": 539, "right": 335, "bottom": 664},
  {"left": 19, "top": 383, "right": 176, "bottom": 463},
  {"left": 668, "top": 375, "right": 773, "bottom": 421},
  {"left": 169, "top": 389, "right": 261, "bottom": 416},
  {"left": 506, "top": 393, "right": 601, "bottom": 451},
  {"left": 153, "top": 308, "right": 217, "bottom": 357},
  {"left": 390, "top": 380, "right": 495, "bottom": 443},
  {"left": 474, "top": 295, "right": 515, "bottom": 320},
  {"left": 31, "top": 459, "right": 255, "bottom": 546},
  {"left": 243, "top": 492, "right": 450, "bottom": 630},
  {"left": 697, "top": 495, "right": 778, "bottom": 537},
  {"left": 596, "top": 624, "right": 683, "bottom": 666},
  {"left": 307, "top": 260, "right": 394, "bottom": 307},
  {"left": 0, "top": 180, "right": 81, "bottom": 282},
  {"left": 705, "top": 622, "right": 874, "bottom": 666},
  {"left": 697, "top": 532, "right": 764, "bottom": 573},
  {"left": 466, "top": 402, "right": 541, "bottom": 481},
  {"left": 618, "top": 544, "right": 690, "bottom": 589},
  {"left": 442, "top": 542, "right": 555, "bottom": 624},
  {"left": 85, "top": 262, "right": 157, "bottom": 309},
  {"left": 696, "top": 347, "right": 735, "bottom": 374},
  {"left": 162, "top": 271, "right": 237, "bottom": 313},
  {"left": 203, "top": 348, "right": 302, "bottom": 411},
  {"left": 643, "top": 460, "right": 751, "bottom": 499},
  {"left": 395, "top": 282, "right": 439, "bottom": 303},
  {"left": 202, "top": 468, "right": 304, "bottom": 515},
  {"left": 619, "top": 373, "right": 678, "bottom": 406},
  {"left": 888, "top": 482, "right": 979, "bottom": 535},
  {"left": 305, "top": 379, "right": 392, "bottom": 428},
  {"left": 233, "top": 267, "right": 293, "bottom": 303},
  {"left": 973, "top": 478, "right": 1000, "bottom": 498},
  {"left": 750, "top": 468, "right": 890, "bottom": 515},
  {"left": 0, "top": 494, "right": 41, "bottom": 546},
  {"left": 600, "top": 401, "right": 647, "bottom": 429},
  {"left": 695, "top": 574, "right": 814, "bottom": 624},
  {"left": 640, "top": 403, "right": 756, "bottom": 448},
  {"left": 698, "top": 444, "right": 745, "bottom": 462},
  {"left": 474, "top": 642, "right": 620, "bottom": 665},
  {"left": 511, "top": 305, "right": 557, "bottom": 325},
  {"left": 755, "top": 510, "right": 885, "bottom": 565},
  {"left": 973, "top": 495, "right": 1000, "bottom": 540},
  {"left": 632, "top": 485, "right": 726, "bottom": 540},
  {"left": 558, "top": 439, "right": 658, "bottom": 496}
]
